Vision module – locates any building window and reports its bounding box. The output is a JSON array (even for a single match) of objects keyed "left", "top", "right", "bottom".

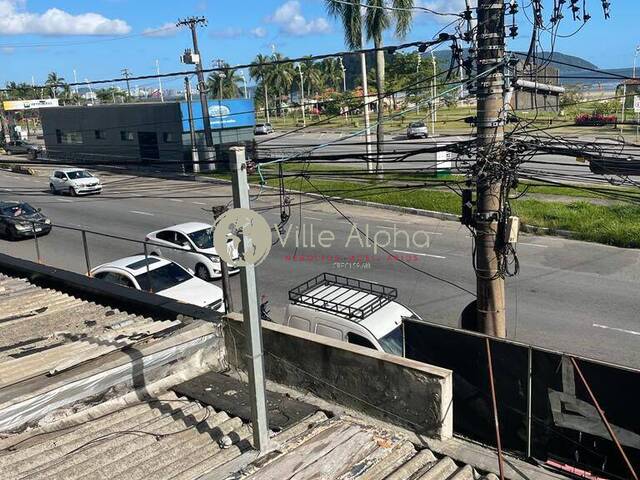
[
  {"left": 162, "top": 132, "right": 177, "bottom": 143},
  {"left": 95, "top": 130, "right": 106, "bottom": 140},
  {"left": 120, "top": 131, "right": 134, "bottom": 141},
  {"left": 58, "top": 131, "right": 83, "bottom": 144}
]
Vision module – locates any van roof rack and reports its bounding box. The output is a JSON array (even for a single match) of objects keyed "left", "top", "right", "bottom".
[{"left": 289, "top": 273, "right": 397, "bottom": 320}]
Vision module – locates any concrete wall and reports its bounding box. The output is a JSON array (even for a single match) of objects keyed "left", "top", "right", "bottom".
[
  {"left": 224, "top": 314, "right": 453, "bottom": 439},
  {"left": 41, "top": 102, "right": 184, "bottom": 164}
]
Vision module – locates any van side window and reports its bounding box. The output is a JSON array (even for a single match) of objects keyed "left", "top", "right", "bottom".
[
  {"left": 316, "top": 323, "right": 342, "bottom": 340},
  {"left": 288, "top": 316, "right": 311, "bottom": 332},
  {"left": 347, "top": 332, "right": 376, "bottom": 350}
]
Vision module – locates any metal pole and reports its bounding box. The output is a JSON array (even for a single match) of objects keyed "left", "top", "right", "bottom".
[
  {"left": 570, "top": 357, "right": 639, "bottom": 480},
  {"left": 82, "top": 230, "right": 91, "bottom": 276},
  {"left": 212, "top": 206, "right": 234, "bottom": 313},
  {"left": 526, "top": 346, "right": 533, "bottom": 459},
  {"left": 32, "top": 224, "right": 41, "bottom": 264},
  {"left": 185, "top": 77, "right": 201, "bottom": 174},
  {"left": 486, "top": 338, "right": 505, "bottom": 480},
  {"left": 156, "top": 60, "right": 164, "bottom": 102},
  {"left": 430, "top": 51, "right": 437, "bottom": 135},
  {"left": 229, "top": 146, "right": 269, "bottom": 452},
  {"left": 360, "top": 49, "right": 374, "bottom": 173},
  {"left": 297, "top": 64, "right": 306, "bottom": 127},
  {"left": 475, "top": 0, "right": 507, "bottom": 337},
  {"left": 621, "top": 82, "right": 627, "bottom": 134},
  {"left": 143, "top": 242, "right": 153, "bottom": 293},
  {"left": 416, "top": 54, "right": 421, "bottom": 115}
]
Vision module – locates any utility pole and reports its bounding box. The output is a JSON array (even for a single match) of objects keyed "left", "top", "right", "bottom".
[
  {"left": 416, "top": 54, "right": 421, "bottom": 114},
  {"left": 475, "top": 0, "right": 507, "bottom": 338},
  {"left": 229, "top": 146, "right": 269, "bottom": 452},
  {"left": 360, "top": 44, "right": 374, "bottom": 174},
  {"left": 184, "top": 77, "right": 200, "bottom": 174},
  {"left": 156, "top": 60, "right": 164, "bottom": 102},
  {"left": 297, "top": 63, "right": 306, "bottom": 127},
  {"left": 177, "top": 17, "right": 216, "bottom": 171},
  {"left": 430, "top": 51, "right": 438, "bottom": 135},
  {"left": 215, "top": 59, "right": 226, "bottom": 100},
  {"left": 338, "top": 56, "right": 348, "bottom": 120},
  {"left": 211, "top": 205, "right": 234, "bottom": 313},
  {"left": 241, "top": 71, "right": 248, "bottom": 99},
  {"left": 121, "top": 68, "right": 132, "bottom": 100}
]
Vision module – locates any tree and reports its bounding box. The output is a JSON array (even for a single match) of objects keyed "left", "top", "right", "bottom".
[
  {"left": 319, "top": 58, "right": 342, "bottom": 92},
  {"left": 5, "top": 81, "right": 38, "bottom": 100},
  {"left": 267, "top": 53, "right": 295, "bottom": 116},
  {"left": 249, "top": 53, "right": 273, "bottom": 122},
  {"left": 300, "top": 57, "right": 323, "bottom": 98},
  {"left": 206, "top": 62, "right": 242, "bottom": 99},
  {"left": 45, "top": 72, "right": 66, "bottom": 99},
  {"left": 326, "top": 0, "right": 414, "bottom": 170},
  {"left": 95, "top": 87, "right": 126, "bottom": 104}
]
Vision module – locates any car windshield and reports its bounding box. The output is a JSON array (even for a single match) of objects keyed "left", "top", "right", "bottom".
[
  {"left": 0, "top": 203, "right": 37, "bottom": 217},
  {"left": 135, "top": 262, "right": 192, "bottom": 292},
  {"left": 66, "top": 170, "right": 93, "bottom": 180},
  {"left": 256, "top": 124, "right": 264, "bottom": 127},
  {"left": 410, "top": 122, "right": 425, "bottom": 128},
  {"left": 378, "top": 326, "right": 404, "bottom": 356},
  {"left": 188, "top": 228, "right": 214, "bottom": 249}
]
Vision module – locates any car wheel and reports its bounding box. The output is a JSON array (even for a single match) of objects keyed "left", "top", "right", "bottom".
[
  {"left": 5, "top": 150, "right": 11, "bottom": 156},
  {"left": 49, "top": 183, "right": 56, "bottom": 194},
  {"left": 195, "top": 264, "right": 212, "bottom": 282},
  {"left": 70, "top": 187, "right": 77, "bottom": 197},
  {"left": 7, "top": 226, "right": 16, "bottom": 241}
]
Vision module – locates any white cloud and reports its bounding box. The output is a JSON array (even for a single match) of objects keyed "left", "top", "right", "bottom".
[
  {"left": 0, "top": 0, "right": 131, "bottom": 36},
  {"left": 1, "top": 46, "right": 15, "bottom": 54},
  {"left": 268, "top": 1, "right": 330, "bottom": 36},
  {"left": 251, "top": 27, "right": 267, "bottom": 38},
  {"left": 210, "top": 27, "right": 244, "bottom": 39},
  {"left": 143, "top": 22, "right": 179, "bottom": 37}
]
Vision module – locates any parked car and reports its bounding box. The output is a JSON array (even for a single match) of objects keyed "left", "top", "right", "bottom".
[
  {"left": 3, "top": 140, "right": 46, "bottom": 158},
  {"left": 0, "top": 201, "right": 51, "bottom": 240},
  {"left": 90, "top": 255, "right": 224, "bottom": 311},
  {"left": 146, "top": 222, "right": 239, "bottom": 281},
  {"left": 279, "top": 273, "right": 421, "bottom": 356},
  {"left": 254, "top": 123, "right": 274, "bottom": 135},
  {"left": 49, "top": 168, "right": 102, "bottom": 196},
  {"left": 406, "top": 121, "right": 429, "bottom": 139}
]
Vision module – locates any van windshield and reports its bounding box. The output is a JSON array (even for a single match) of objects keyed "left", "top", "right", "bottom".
[{"left": 378, "top": 326, "right": 403, "bottom": 356}]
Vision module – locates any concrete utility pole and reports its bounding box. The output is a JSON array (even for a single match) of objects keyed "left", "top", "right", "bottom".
[
  {"left": 177, "top": 17, "right": 216, "bottom": 170},
  {"left": 360, "top": 45, "right": 374, "bottom": 174},
  {"left": 184, "top": 77, "right": 200, "bottom": 174},
  {"left": 338, "top": 56, "right": 348, "bottom": 120},
  {"left": 430, "top": 51, "right": 438, "bottom": 135},
  {"left": 215, "top": 59, "right": 226, "bottom": 99},
  {"left": 416, "top": 54, "right": 421, "bottom": 114},
  {"left": 229, "top": 146, "right": 269, "bottom": 452},
  {"left": 121, "top": 68, "right": 132, "bottom": 100},
  {"left": 475, "top": 0, "right": 507, "bottom": 337},
  {"left": 241, "top": 71, "right": 248, "bottom": 99},
  {"left": 156, "top": 60, "right": 164, "bottom": 102},
  {"left": 297, "top": 63, "right": 306, "bottom": 127}
]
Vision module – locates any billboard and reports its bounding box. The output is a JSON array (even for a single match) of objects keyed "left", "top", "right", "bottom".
[
  {"left": 180, "top": 98, "right": 255, "bottom": 132},
  {"left": 3, "top": 99, "right": 59, "bottom": 111}
]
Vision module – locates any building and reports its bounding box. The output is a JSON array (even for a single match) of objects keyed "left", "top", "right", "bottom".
[
  {"left": 39, "top": 99, "right": 255, "bottom": 170},
  {"left": 510, "top": 61, "right": 564, "bottom": 112}
]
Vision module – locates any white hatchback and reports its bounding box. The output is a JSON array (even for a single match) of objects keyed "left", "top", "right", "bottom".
[
  {"left": 146, "top": 222, "right": 239, "bottom": 281},
  {"left": 90, "top": 255, "right": 224, "bottom": 311},
  {"left": 49, "top": 168, "right": 102, "bottom": 196}
]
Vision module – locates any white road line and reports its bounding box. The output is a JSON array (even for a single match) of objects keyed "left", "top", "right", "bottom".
[
  {"left": 306, "top": 216, "right": 323, "bottom": 221},
  {"left": 169, "top": 199, "right": 183, "bottom": 203},
  {"left": 130, "top": 193, "right": 142, "bottom": 197},
  {"left": 393, "top": 249, "right": 446, "bottom": 259},
  {"left": 56, "top": 198, "right": 73, "bottom": 203},
  {"left": 129, "top": 210, "right": 154, "bottom": 216},
  {"left": 519, "top": 242, "right": 548, "bottom": 248},
  {"left": 376, "top": 225, "right": 442, "bottom": 235},
  {"left": 1, "top": 188, "right": 11, "bottom": 191},
  {"left": 593, "top": 323, "right": 640, "bottom": 336},
  {"left": 192, "top": 201, "right": 207, "bottom": 205}
]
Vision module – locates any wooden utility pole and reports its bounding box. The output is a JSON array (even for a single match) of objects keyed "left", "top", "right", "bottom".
[{"left": 475, "top": 0, "right": 506, "bottom": 337}]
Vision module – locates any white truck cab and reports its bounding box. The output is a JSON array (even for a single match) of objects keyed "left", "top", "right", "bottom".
[{"left": 280, "top": 273, "right": 420, "bottom": 356}]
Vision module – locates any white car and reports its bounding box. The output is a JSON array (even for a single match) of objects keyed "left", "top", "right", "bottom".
[
  {"left": 406, "top": 121, "right": 429, "bottom": 139},
  {"left": 254, "top": 123, "right": 274, "bottom": 135},
  {"left": 90, "top": 255, "right": 224, "bottom": 311},
  {"left": 49, "top": 168, "right": 102, "bottom": 196},
  {"left": 145, "top": 222, "right": 239, "bottom": 282}
]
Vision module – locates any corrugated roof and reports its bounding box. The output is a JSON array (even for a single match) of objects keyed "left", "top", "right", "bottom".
[{"left": 0, "top": 389, "right": 496, "bottom": 480}]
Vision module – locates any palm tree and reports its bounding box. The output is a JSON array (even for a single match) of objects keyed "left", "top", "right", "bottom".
[
  {"left": 45, "top": 72, "right": 66, "bottom": 99},
  {"left": 300, "top": 58, "right": 323, "bottom": 98},
  {"left": 249, "top": 53, "right": 272, "bottom": 122},
  {"left": 319, "top": 58, "right": 342, "bottom": 92},
  {"left": 206, "top": 63, "right": 242, "bottom": 99},
  {"left": 267, "top": 53, "right": 295, "bottom": 117},
  {"left": 326, "top": 0, "right": 414, "bottom": 169}
]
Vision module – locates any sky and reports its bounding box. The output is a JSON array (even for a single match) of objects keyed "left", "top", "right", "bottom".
[{"left": 0, "top": 0, "right": 637, "bottom": 91}]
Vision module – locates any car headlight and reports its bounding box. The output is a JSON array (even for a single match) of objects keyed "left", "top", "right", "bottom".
[
  {"left": 14, "top": 223, "right": 31, "bottom": 231},
  {"left": 44, "top": 219, "right": 51, "bottom": 225}
]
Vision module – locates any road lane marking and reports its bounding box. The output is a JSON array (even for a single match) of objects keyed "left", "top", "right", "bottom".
[
  {"left": 129, "top": 210, "right": 154, "bottom": 216},
  {"left": 593, "top": 324, "right": 640, "bottom": 336},
  {"left": 306, "top": 216, "right": 323, "bottom": 221},
  {"left": 56, "top": 198, "right": 73, "bottom": 203},
  {"left": 393, "top": 249, "right": 446, "bottom": 259},
  {"left": 519, "top": 242, "right": 548, "bottom": 248},
  {"left": 1, "top": 188, "right": 11, "bottom": 191},
  {"left": 376, "top": 225, "right": 442, "bottom": 235},
  {"left": 192, "top": 201, "right": 207, "bottom": 205},
  {"left": 169, "top": 199, "right": 183, "bottom": 202}
]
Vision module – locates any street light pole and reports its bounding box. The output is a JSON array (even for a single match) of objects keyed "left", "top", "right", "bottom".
[
  {"left": 416, "top": 54, "right": 421, "bottom": 114},
  {"left": 297, "top": 64, "right": 306, "bottom": 127},
  {"left": 156, "top": 60, "right": 164, "bottom": 102},
  {"left": 360, "top": 48, "right": 374, "bottom": 174},
  {"left": 241, "top": 71, "right": 248, "bottom": 99},
  {"left": 430, "top": 50, "right": 437, "bottom": 135},
  {"left": 184, "top": 77, "right": 200, "bottom": 174},
  {"left": 338, "top": 56, "right": 348, "bottom": 120}
]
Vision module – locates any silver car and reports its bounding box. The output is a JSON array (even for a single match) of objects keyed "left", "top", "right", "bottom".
[
  {"left": 406, "top": 122, "right": 428, "bottom": 139},
  {"left": 254, "top": 123, "right": 274, "bottom": 135}
]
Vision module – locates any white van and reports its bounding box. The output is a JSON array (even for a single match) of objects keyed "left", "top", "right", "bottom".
[{"left": 279, "top": 273, "right": 420, "bottom": 356}]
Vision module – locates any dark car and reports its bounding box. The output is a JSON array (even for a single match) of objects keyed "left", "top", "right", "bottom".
[
  {"left": 0, "top": 201, "right": 52, "bottom": 240},
  {"left": 3, "top": 140, "right": 46, "bottom": 159}
]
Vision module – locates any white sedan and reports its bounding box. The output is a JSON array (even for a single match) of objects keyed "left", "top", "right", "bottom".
[
  {"left": 90, "top": 255, "right": 224, "bottom": 312},
  {"left": 49, "top": 168, "right": 102, "bottom": 196},
  {"left": 145, "top": 222, "right": 239, "bottom": 281}
]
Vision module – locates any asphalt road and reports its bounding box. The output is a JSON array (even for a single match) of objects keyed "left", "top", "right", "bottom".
[{"left": 0, "top": 167, "right": 638, "bottom": 368}]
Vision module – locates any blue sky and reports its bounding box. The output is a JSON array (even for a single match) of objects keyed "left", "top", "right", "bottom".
[{"left": 0, "top": 0, "right": 637, "bottom": 90}]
